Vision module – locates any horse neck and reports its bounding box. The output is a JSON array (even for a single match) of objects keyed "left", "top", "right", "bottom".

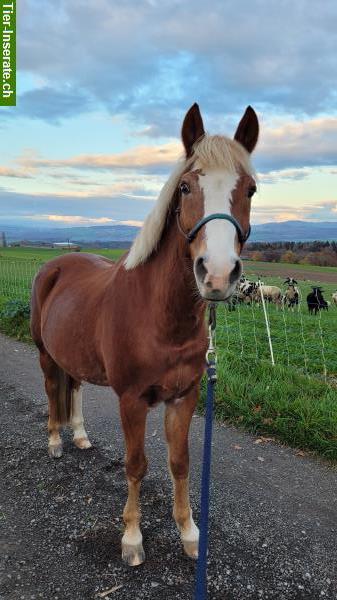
[{"left": 141, "top": 218, "right": 206, "bottom": 343}]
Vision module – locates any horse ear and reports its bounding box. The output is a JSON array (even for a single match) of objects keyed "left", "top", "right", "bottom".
[
  {"left": 234, "top": 106, "right": 259, "bottom": 153},
  {"left": 181, "top": 103, "right": 205, "bottom": 157}
]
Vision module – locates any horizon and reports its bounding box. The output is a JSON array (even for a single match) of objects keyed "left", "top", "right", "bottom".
[
  {"left": 1, "top": 218, "right": 337, "bottom": 231},
  {"left": 1, "top": 219, "right": 337, "bottom": 247},
  {"left": 0, "top": 1, "right": 337, "bottom": 227}
]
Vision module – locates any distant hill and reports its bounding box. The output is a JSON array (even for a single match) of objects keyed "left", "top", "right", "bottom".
[
  {"left": 250, "top": 221, "right": 337, "bottom": 242},
  {"left": 0, "top": 224, "right": 140, "bottom": 245},
  {"left": 1, "top": 220, "right": 336, "bottom": 245}
]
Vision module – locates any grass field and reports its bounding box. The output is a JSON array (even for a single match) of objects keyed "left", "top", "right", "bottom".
[
  {"left": 211, "top": 266, "right": 337, "bottom": 460},
  {"left": 0, "top": 246, "right": 336, "bottom": 459},
  {"left": 243, "top": 260, "right": 337, "bottom": 284},
  {"left": 0, "top": 246, "right": 126, "bottom": 261},
  {"left": 1, "top": 247, "right": 334, "bottom": 375},
  {"left": 218, "top": 278, "right": 337, "bottom": 377},
  {"left": 201, "top": 354, "right": 337, "bottom": 459},
  {"left": 244, "top": 259, "right": 337, "bottom": 274},
  {"left": 0, "top": 247, "right": 126, "bottom": 300}
]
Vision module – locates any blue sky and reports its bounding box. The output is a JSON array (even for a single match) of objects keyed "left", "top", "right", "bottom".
[{"left": 0, "top": 0, "right": 337, "bottom": 227}]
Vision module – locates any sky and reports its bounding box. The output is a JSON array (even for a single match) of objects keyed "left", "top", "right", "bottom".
[{"left": 0, "top": 0, "right": 337, "bottom": 228}]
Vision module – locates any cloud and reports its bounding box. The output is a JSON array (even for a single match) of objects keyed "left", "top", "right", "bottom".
[
  {"left": 14, "top": 0, "right": 337, "bottom": 130},
  {"left": 120, "top": 219, "right": 143, "bottom": 227},
  {"left": 252, "top": 200, "right": 337, "bottom": 224},
  {"left": 132, "top": 125, "right": 165, "bottom": 139},
  {"left": 19, "top": 87, "right": 93, "bottom": 123},
  {"left": 256, "top": 117, "right": 337, "bottom": 171},
  {"left": 30, "top": 214, "right": 116, "bottom": 224},
  {"left": 258, "top": 168, "right": 312, "bottom": 184},
  {"left": 0, "top": 188, "right": 155, "bottom": 226},
  {"left": 20, "top": 142, "right": 181, "bottom": 171},
  {"left": 25, "top": 214, "right": 144, "bottom": 226},
  {"left": 14, "top": 114, "right": 337, "bottom": 179},
  {"left": 0, "top": 166, "right": 32, "bottom": 178}
]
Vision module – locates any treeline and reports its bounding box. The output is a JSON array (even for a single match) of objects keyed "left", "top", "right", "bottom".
[{"left": 245, "top": 241, "right": 337, "bottom": 267}]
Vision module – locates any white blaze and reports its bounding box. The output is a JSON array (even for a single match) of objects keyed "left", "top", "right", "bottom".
[{"left": 199, "top": 169, "right": 239, "bottom": 274}]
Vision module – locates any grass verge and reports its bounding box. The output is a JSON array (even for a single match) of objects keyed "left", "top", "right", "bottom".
[
  {"left": 200, "top": 351, "right": 337, "bottom": 461},
  {"left": 0, "top": 297, "right": 32, "bottom": 342}
]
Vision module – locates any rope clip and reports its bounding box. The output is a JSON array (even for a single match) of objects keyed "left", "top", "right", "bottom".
[
  {"left": 206, "top": 322, "right": 217, "bottom": 383},
  {"left": 206, "top": 324, "right": 217, "bottom": 365}
]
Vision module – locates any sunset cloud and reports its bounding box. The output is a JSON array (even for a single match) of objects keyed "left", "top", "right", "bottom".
[
  {"left": 24, "top": 214, "right": 144, "bottom": 226},
  {"left": 33, "top": 215, "right": 116, "bottom": 224},
  {"left": 0, "top": 166, "right": 33, "bottom": 178},
  {"left": 19, "top": 142, "right": 181, "bottom": 172},
  {"left": 252, "top": 200, "right": 337, "bottom": 224},
  {"left": 14, "top": 116, "right": 337, "bottom": 179}
]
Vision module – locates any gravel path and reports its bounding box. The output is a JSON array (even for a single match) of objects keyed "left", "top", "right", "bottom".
[{"left": 0, "top": 333, "right": 336, "bottom": 600}]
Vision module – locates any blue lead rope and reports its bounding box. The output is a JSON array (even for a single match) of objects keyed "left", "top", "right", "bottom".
[{"left": 195, "top": 305, "right": 217, "bottom": 600}]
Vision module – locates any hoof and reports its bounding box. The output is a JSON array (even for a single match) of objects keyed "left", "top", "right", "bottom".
[
  {"left": 183, "top": 540, "right": 199, "bottom": 559},
  {"left": 122, "top": 543, "right": 145, "bottom": 567},
  {"left": 74, "top": 437, "right": 92, "bottom": 450},
  {"left": 48, "top": 444, "right": 63, "bottom": 459}
]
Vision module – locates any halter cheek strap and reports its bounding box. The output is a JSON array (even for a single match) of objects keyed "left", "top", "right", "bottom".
[{"left": 176, "top": 209, "right": 251, "bottom": 246}]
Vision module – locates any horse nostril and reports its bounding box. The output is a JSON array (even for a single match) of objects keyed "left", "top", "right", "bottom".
[
  {"left": 195, "top": 256, "right": 208, "bottom": 282},
  {"left": 229, "top": 260, "right": 242, "bottom": 284}
]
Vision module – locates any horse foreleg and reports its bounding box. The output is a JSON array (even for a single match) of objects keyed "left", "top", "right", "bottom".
[
  {"left": 71, "top": 385, "right": 92, "bottom": 450},
  {"left": 165, "top": 390, "right": 199, "bottom": 559},
  {"left": 120, "top": 393, "right": 148, "bottom": 566}
]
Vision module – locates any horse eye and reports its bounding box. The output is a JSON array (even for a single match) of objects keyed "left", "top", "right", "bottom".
[
  {"left": 180, "top": 182, "right": 190, "bottom": 195},
  {"left": 248, "top": 185, "right": 257, "bottom": 198}
]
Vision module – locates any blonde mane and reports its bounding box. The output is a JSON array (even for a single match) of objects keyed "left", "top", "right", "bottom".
[{"left": 124, "top": 135, "right": 254, "bottom": 270}]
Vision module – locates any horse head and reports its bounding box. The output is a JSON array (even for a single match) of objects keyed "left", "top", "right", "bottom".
[{"left": 177, "top": 103, "right": 259, "bottom": 301}]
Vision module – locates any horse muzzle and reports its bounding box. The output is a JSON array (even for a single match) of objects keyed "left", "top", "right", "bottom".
[{"left": 194, "top": 255, "right": 242, "bottom": 301}]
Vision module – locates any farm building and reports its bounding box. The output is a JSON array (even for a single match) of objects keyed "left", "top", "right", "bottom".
[{"left": 53, "top": 242, "right": 81, "bottom": 251}]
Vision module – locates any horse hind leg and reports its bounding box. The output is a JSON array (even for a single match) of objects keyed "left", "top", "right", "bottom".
[
  {"left": 71, "top": 385, "right": 92, "bottom": 450},
  {"left": 39, "top": 350, "right": 72, "bottom": 458},
  {"left": 120, "top": 393, "right": 148, "bottom": 566}
]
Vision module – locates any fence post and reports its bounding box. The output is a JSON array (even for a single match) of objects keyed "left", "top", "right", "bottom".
[{"left": 258, "top": 279, "right": 275, "bottom": 366}]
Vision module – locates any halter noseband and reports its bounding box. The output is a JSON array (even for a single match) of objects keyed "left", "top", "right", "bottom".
[{"left": 175, "top": 209, "right": 251, "bottom": 246}]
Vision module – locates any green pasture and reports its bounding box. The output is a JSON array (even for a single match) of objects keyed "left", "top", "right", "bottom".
[
  {"left": 0, "top": 247, "right": 126, "bottom": 301},
  {"left": 0, "top": 246, "right": 126, "bottom": 261},
  {"left": 201, "top": 355, "right": 337, "bottom": 460},
  {"left": 218, "top": 276, "right": 337, "bottom": 377},
  {"left": 243, "top": 259, "right": 337, "bottom": 275}
]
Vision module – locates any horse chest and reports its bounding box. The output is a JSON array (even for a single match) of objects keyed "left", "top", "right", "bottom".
[{"left": 141, "top": 347, "right": 206, "bottom": 404}]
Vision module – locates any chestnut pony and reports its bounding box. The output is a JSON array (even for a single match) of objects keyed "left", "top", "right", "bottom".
[{"left": 31, "top": 103, "right": 259, "bottom": 566}]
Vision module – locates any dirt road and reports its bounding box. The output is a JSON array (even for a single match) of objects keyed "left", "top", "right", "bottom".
[{"left": 0, "top": 334, "right": 336, "bottom": 599}]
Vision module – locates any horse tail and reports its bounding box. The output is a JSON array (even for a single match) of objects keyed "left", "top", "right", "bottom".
[
  {"left": 53, "top": 365, "right": 73, "bottom": 425},
  {"left": 38, "top": 348, "right": 74, "bottom": 426}
]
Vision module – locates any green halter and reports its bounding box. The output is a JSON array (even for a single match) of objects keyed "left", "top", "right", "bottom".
[{"left": 176, "top": 210, "right": 251, "bottom": 245}]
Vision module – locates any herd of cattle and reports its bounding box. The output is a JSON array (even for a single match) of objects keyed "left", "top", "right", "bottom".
[{"left": 235, "top": 275, "right": 337, "bottom": 315}]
